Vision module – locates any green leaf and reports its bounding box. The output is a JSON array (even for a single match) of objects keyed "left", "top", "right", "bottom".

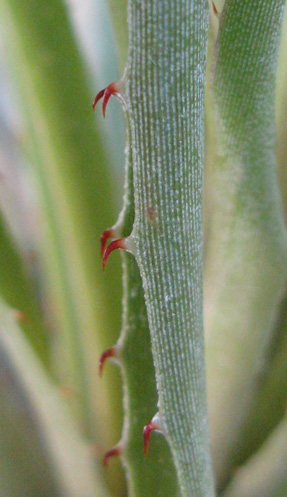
[
  {"left": 124, "top": 1, "right": 215, "bottom": 496},
  {"left": 0, "top": 210, "right": 49, "bottom": 366},
  {"left": 204, "top": 0, "right": 287, "bottom": 487},
  {"left": 1, "top": 0, "right": 123, "bottom": 454},
  {"left": 97, "top": 92, "right": 179, "bottom": 494},
  {"left": 222, "top": 415, "right": 287, "bottom": 497},
  {"left": 231, "top": 292, "right": 287, "bottom": 469},
  {"left": 106, "top": 0, "right": 128, "bottom": 71},
  {"left": 0, "top": 299, "right": 111, "bottom": 497},
  {"left": 276, "top": 6, "right": 287, "bottom": 217},
  {"left": 120, "top": 254, "right": 180, "bottom": 497}
]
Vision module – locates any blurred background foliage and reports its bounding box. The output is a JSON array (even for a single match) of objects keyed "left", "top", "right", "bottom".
[
  {"left": 0, "top": 0, "right": 286, "bottom": 496},
  {"left": 0, "top": 0, "right": 127, "bottom": 495}
]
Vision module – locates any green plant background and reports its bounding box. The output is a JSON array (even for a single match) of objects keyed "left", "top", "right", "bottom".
[{"left": 0, "top": 1, "right": 287, "bottom": 496}]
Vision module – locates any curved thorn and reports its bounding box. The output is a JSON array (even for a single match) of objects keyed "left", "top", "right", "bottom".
[
  {"left": 102, "top": 89, "right": 111, "bottom": 118},
  {"left": 143, "top": 413, "right": 162, "bottom": 457},
  {"left": 99, "top": 347, "right": 117, "bottom": 377},
  {"left": 212, "top": 1, "right": 218, "bottom": 15},
  {"left": 103, "top": 238, "right": 127, "bottom": 271},
  {"left": 210, "top": 0, "right": 219, "bottom": 17},
  {"left": 103, "top": 446, "right": 122, "bottom": 467},
  {"left": 92, "top": 89, "right": 105, "bottom": 112},
  {"left": 101, "top": 229, "right": 116, "bottom": 257},
  {"left": 144, "top": 422, "right": 156, "bottom": 457},
  {"left": 93, "top": 82, "right": 120, "bottom": 117}
]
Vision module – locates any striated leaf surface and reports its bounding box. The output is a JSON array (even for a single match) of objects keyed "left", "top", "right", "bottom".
[
  {"left": 124, "top": 1, "right": 215, "bottom": 496},
  {"left": 204, "top": 0, "right": 287, "bottom": 486}
]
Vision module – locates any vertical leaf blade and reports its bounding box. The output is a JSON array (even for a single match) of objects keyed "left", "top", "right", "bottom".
[
  {"left": 126, "top": 1, "right": 214, "bottom": 496},
  {"left": 1, "top": 0, "right": 123, "bottom": 454},
  {"left": 205, "top": 0, "right": 287, "bottom": 486}
]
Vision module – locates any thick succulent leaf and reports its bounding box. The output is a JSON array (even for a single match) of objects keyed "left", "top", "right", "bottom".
[
  {"left": 231, "top": 292, "right": 287, "bottom": 468},
  {"left": 119, "top": 253, "right": 180, "bottom": 497},
  {"left": 98, "top": 99, "right": 180, "bottom": 495},
  {"left": 124, "top": 1, "right": 215, "bottom": 496},
  {"left": 204, "top": 0, "right": 287, "bottom": 486}
]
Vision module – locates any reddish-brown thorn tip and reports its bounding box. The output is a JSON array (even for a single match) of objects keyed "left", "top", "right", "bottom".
[
  {"left": 99, "top": 347, "right": 117, "bottom": 377},
  {"left": 103, "top": 446, "right": 122, "bottom": 467},
  {"left": 143, "top": 413, "right": 161, "bottom": 457},
  {"left": 211, "top": 1, "right": 218, "bottom": 16},
  {"left": 92, "top": 82, "right": 120, "bottom": 118},
  {"left": 143, "top": 422, "right": 157, "bottom": 457},
  {"left": 101, "top": 228, "right": 116, "bottom": 257},
  {"left": 103, "top": 238, "right": 128, "bottom": 271},
  {"left": 92, "top": 89, "right": 105, "bottom": 112}
]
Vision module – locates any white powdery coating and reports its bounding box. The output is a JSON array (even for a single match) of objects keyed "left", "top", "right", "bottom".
[{"left": 126, "top": 1, "right": 214, "bottom": 496}]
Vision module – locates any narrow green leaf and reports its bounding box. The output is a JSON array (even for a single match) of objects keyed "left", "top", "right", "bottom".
[
  {"left": 120, "top": 254, "right": 180, "bottom": 497},
  {"left": 105, "top": 0, "right": 128, "bottom": 72},
  {"left": 1, "top": 0, "right": 123, "bottom": 453},
  {"left": 276, "top": 6, "right": 287, "bottom": 216},
  {"left": 204, "top": 0, "right": 287, "bottom": 486},
  {"left": 231, "top": 292, "right": 287, "bottom": 468},
  {"left": 0, "top": 299, "right": 111, "bottom": 497},
  {"left": 222, "top": 415, "right": 287, "bottom": 497},
  {"left": 124, "top": 1, "right": 215, "bottom": 496},
  {"left": 103, "top": 137, "right": 180, "bottom": 494},
  {"left": 0, "top": 209, "right": 49, "bottom": 366}
]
